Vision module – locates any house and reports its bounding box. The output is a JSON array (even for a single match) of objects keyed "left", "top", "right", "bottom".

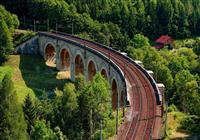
[{"left": 154, "top": 35, "right": 174, "bottom": 50}]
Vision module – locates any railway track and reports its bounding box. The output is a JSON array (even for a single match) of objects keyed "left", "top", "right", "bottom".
[{"left": 41, "top": 31, "right": 161, "bottom": 140}]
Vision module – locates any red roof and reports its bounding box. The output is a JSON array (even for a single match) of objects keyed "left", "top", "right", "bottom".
[
  {"left": 156, "top": 35, "right": 173, "bottom": 44},
  {"left": 154, "top": 44, "right": 164, "bottom": 49}
]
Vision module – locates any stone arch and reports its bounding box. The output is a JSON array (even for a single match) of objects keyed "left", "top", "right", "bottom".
[
  {"left": 112, "top": 78, "right": 118, "bottom": 110},
  {"left": 75, "top": 54, "right": 84, "bottom": 76},
  {"left": 88, "top": 60, "right": 97, "bottom": 81},
  {"left": 60, "top": 48, "right": 71, "bottom": 71},
  {"left": 44, "top": 43, "right": 56, "bottom": 60},
  {"left": 101, "top": 68, "right": 108, "bottom": 80}
]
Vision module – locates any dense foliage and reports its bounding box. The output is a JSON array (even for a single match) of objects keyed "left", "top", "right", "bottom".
[
  {"left": 2, "top": 0, "right": 200, "bottom": 41},
  {"left": 0, "top": 5, "right": 19, "bottom": 31},
  {"left": 23, "top": 94, "right": 37, "bottom": 134},
  {"left": 128, "top": 34, "right": 200, "bottom": 117},
  {"left": 0, "top": 73, "right": 28, "bottom": 140},
  {"left": 66, "top": 0, "right": 200, "bottom": 39},
  {"left": 0, "top": 5, "right": 19, "bottom": 64},
  {"left": 0, "top": 67, "right": 115, "bottom": 139},
  {"left": 49, "top": 74, "right": 115, "bottom": 139},
  {"left": 19, "top": 74, "right": 114, "bottom": 140}
]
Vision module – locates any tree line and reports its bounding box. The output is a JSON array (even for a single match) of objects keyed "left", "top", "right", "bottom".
[
  {"left": 66, "top": 0, "right": 200, "bottom": 39},
  {"left": 2, "top": 0, "right": 200, "bottom": 39},
  {"left": 1, "top": 0, "right": 200, "bottom": 51},
  {"left": 128, "top": 34, "right": 200, "bottom": 116}
]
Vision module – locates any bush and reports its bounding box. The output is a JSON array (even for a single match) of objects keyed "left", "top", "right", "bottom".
[
  {"left": 168, "top": 104, "right": 178, "bottom": 112},
  {"left": 13, "top": 30, "right": 36, "bottom": 47},
  {"left": 180, "top": 116, "right": 200, "bottom": 133}
]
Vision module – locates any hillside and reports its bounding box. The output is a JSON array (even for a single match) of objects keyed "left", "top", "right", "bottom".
[{"left": 4, "top": 55, "right": 69, "bottom": 103}]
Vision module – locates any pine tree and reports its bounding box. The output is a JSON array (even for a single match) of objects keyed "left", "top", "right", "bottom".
[
  {"left": 0, "top": 74, "right": 10, "bottom": 140},
  {"left": 23, "top": 94, "right": 36, "bottom": 134},
  {"left": 157, "top": 0, "right": 173, "bottom": 34},
  {"left": 135, "top": 0, "right": 146, "bottom": 33},
  {"left": 0, "top": 74, "right": 28, "bottom": 140}
]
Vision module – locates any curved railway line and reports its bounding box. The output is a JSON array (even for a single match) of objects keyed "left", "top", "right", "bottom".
[{"left": 41, "top": 31, "right": 163, "bottom": 140}]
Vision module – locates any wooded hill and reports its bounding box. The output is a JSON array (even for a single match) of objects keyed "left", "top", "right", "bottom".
[{"left": 1, "top": 0, "right": 200, "bottom": 47}]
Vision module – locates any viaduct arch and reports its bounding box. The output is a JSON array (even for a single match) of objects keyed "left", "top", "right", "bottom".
[
  {"left": 39, "top": 35, "right": 125, "bottom": 110},
  {"left": 87, "top": 60, "right": 96, "bottom": 81},
  {"left": 101, "top": 68, "right": 108, "bottom": 80},
  {"left": 45, "top": 44, "right": 55, "bottom": 60},
  {"left": 60, "top": 48, "right": 71, "bottom": 71},
  {"left": 75, "top": 54, "right": 84, "bottom": 76}
]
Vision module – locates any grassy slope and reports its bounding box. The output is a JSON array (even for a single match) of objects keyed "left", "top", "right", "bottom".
[
  {"left": 0, "top": 66, "right": 13, "bottom": 84},
  {"left": 166, "top": 112, "right": 187, "bottom": 139},
  {"left": 165, "top": 112, "right": 200, "bottom": 140},
  {"left": 4, "top": 55, "right": 69, "bottom": 103}
]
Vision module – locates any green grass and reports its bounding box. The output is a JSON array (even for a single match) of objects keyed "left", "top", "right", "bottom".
[
  {"left": 0, "top": 66, "right": 13, "bottom": 82},
  {"left": 4, "top": 55, "right": 69, "bottom": 103}
]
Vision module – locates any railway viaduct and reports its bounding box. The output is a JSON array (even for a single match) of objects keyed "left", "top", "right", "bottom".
[
  {"left": 38, "top": 32, "right": 126, "bottom": 110},
  {"left": 16, "top": 31, "right": 165, "bottom": 140}
]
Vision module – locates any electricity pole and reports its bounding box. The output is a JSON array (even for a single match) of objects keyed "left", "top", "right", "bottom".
[
  {"left": 165, "top": 101, "right": 168, "bottom": 136},
  {"left": 116, "top": 92, "right": 119, "bottom": 135},
  {"left": 100, "top": 120, "right": 102, "bottom": 140},
  {"left": 108, "top": 38, "right": 111, "bottom": 76},
  {"left": 47, "top": 19, "right": 49, "bottom": 31},
  {"left": 34, "top": 20, "right": 36, "bottom": 32},
  {"left": 72, "top": 21, "right": 74, "bottom": 35},
  {"left": 56, "top": 20, "right": 58, "bottom": 33}
]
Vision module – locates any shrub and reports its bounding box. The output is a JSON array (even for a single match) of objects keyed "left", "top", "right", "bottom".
[
  {"left": 168, "top": 104, "right": 178, "bottom": 112},
  {"left": 180, "top": 116, "right": 200, "bottom": 132}
]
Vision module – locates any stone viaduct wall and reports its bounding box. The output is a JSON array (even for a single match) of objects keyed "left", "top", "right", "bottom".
[{"left": 38, "top": 33, "right": 126, "bottom": 106}]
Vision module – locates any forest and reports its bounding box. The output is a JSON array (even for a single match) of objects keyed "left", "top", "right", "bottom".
[
  {"left": 0, "top": 0, "right": 200, "bottom": 139},
  {"left": 1, "top": 0, "right": 200, "bottom": 48}
]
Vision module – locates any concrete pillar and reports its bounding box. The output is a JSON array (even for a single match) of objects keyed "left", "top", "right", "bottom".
[
  {"left": 157, "top": 83, "right": 165, "bottom": 104},
  {"left": 56, "top": 42, "right": 61, "bottom": 70},
  {"left": 157, "top": 83, "right": 165, "bottom": 96},
  {"left": 134, "top": 60, "right": 143, "bottom": 67},
  {"left": 147, "top": 70, "right": 154, "bottom": 78},
  {"left": 157, "top": 83, "right": 165, "bottom": 116},
  {"left": 56, "top": 51, "right": 60, "bottom": 70},
  {"left": 84, "top": 59, "right": 88, "bottom": 80},
  {"left": 71, "top": 61, "right": 75, "bottom": 81}
]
